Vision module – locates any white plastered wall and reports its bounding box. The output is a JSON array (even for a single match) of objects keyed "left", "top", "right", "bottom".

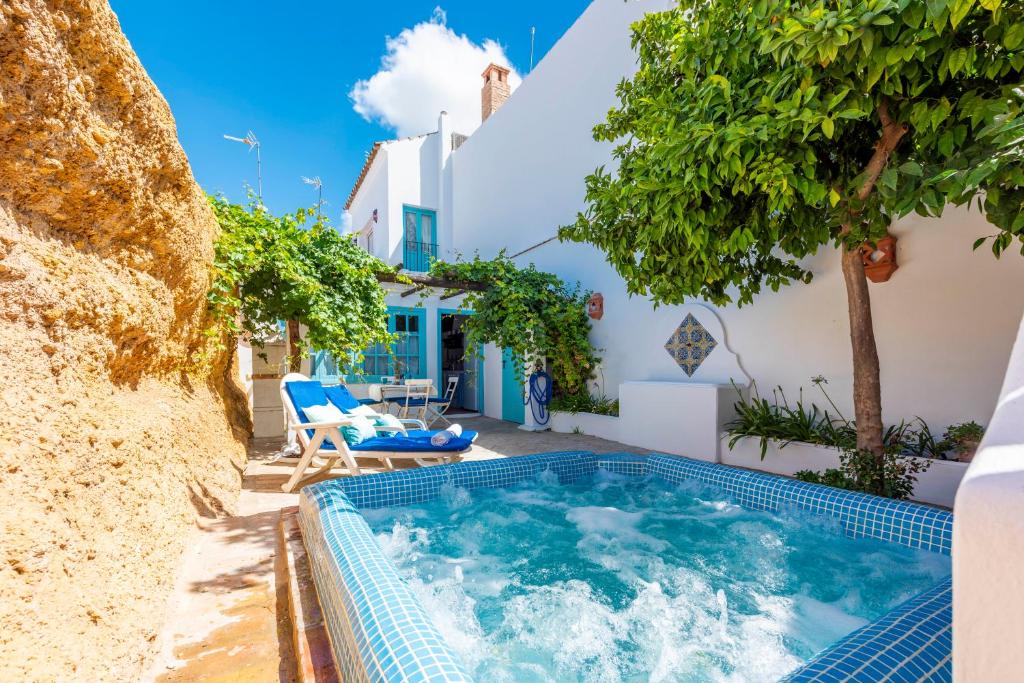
[
  {"left": 451, "top": 0, "right": 1024, "bottom": 433},
  {"left": 953, "top": 314, "right": 1024, "bottom": 679}
]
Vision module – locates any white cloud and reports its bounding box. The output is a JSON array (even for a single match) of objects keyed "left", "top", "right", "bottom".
[{"left": 350, "top": 7, "right": 522, "bottom": 137}]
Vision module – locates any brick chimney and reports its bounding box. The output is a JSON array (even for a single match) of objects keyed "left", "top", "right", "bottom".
[{"left": 481, "top": 63, "right": 511, "bottom": 122}]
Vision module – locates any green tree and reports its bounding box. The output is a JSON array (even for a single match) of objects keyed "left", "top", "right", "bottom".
[
  {"left": 206, "top": 195, "right": 392, "bottom": 372},
  {"left": 562, "top": 0, "right": 1024, "bottom": 491},
  {"left": 429, "top": 253, "right": 600, "bottom": 397}
]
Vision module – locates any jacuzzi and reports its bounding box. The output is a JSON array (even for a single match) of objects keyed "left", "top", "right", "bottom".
[{"left": 297, "top": 452, "right": 952, "bottom": 682}]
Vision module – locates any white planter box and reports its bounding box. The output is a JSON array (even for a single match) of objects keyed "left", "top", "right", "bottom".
[
  {"left": 549, "top": 411, "right": 622, "bottom": 442},
  {"left": 720, "top": 435, "right": 968, "bottom": 508}
]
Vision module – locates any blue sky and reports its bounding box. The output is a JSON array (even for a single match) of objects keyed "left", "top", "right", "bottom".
[{"left": 108, "top": 1, "right": 590, "bottom": 222}]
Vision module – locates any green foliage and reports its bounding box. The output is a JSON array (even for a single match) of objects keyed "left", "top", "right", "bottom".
[
  {"left": 943, "top": 420, "right": 985, "bottom": 443},
  {"left": 429, "top": 252, "right": 599, "bottom": 396},
  {"left": 795, "top": 449, "right": 930, "bottom": 500},
  {"left": 550, "top": 393, "right": 620, "bottom": 416},
  {"left": 940, "top": 420, "right": 985, "bottom": 456},
  {"left": 206, "top": 194, "right": 392, "bottom": 369},
  {"left": 726, "top": 378, "right": 945, "bottom": 459},
  {"left": 561, "top": 0, "right": 1024, "bottom": 306}
]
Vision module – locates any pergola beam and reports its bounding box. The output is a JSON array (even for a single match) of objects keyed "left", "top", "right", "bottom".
[
  {"left": 376, "top": 271, "right": 490, "bottom": 293},
  {"left": 400, "top": 285, "right": 426, "bottom": 298}
]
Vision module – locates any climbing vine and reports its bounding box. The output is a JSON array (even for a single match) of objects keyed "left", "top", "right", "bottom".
[
  {"left": 429, "top": 252, "right": 599, "bottom": 397},
  {"left": 205, "top": 194, "right": 392, "bottom": 369}
]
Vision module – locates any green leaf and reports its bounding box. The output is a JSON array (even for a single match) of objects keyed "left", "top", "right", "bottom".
[
  {"left": 899, "top": 161, "right": 924, "bottom": 176},
  {"left": 822, "top": 117, "right": 835, "bottom": 138},
  {"left": 1004, "top": 24, "right": 1024, "bottom": 50}
]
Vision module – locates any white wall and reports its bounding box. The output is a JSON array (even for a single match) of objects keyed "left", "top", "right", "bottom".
[
  {"left": 451, "top": 0, "right": 1024, "bottom": 434},
  {"left": 385, "top": 135, "right": 431, "bottom": 264},
  {"left": 483, "top": 342, "right": 502, "bottom": 419},
  {"left": 346, "top": 151, "right": 389, "bottom": 261},
  {"left": 348, "top": 124, "right": 451, "bottom": 267},
  {"left": 953, "top": 315, "right": 1024, "bottom": 679}
]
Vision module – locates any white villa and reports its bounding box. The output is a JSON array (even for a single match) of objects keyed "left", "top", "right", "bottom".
[
  {"left": 282, "top": 0, "right": 1024, "bottom": 443},
  {"left": 231, "top": 0, "right": 1024, "bottom": 679}
]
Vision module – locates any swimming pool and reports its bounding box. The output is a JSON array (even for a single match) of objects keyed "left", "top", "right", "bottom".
[{"left": 298, "top": 453, "right": 953, "bottom": 682}]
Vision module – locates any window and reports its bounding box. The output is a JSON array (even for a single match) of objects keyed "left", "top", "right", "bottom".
[
  {"left": 310, "top": 307, "right": 426, "bottom": 383},
  {"left": 389, "top": 310, "right": 423, "bottom": 377},
  {"left": 365, "top": 228, "right": 373, "bottom": 255},
  {"left": 358, "top": 307, "right": 426, "bottom": 381},
  {"left": 402, "top": 206, "right": 437, "bottom": 272}
]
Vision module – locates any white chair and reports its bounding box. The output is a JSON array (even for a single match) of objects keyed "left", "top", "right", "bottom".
[
  {"left": 396, "top": 381, "right": 432, "bottom": 422},
  {"left": 425, "top": 375, "right": 460, "bottom": 427}
]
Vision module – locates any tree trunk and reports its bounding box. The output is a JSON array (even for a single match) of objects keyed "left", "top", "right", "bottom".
[
  {"left": 838, "top": 100, "right": 908, "bottom": 494},
  {"left": 840, "top": 247, "right": 886, "bottom": 458},
  {"left": 286, "top": 319, "right": 301, "bottom": 373}
]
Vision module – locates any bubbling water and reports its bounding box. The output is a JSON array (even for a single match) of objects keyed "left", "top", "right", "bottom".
[{"left": 368, "top": 470, "right": 950, "bottom": 682}]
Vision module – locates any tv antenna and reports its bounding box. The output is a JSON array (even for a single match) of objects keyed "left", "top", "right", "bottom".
[
  {"left": 223, "top": 130, "right": 263, "bottom": 201},
  {"left": 529, "top": 26, "right": 536, "bottom": 72},
  {"left": 302, "top": 176, "right": 324, "bottom": 221}
]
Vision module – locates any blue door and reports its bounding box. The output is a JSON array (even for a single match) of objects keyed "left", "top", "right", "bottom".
[
  {"left": 501, "top": 348, "right": 525, "bottom": 424},
  {"left": 402, "top": 206, "right": 437, "bottom": 272}
]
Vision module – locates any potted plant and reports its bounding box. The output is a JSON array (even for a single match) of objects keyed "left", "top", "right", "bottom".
[{"left": 941, "top": 422, "right": 985, "bottom": 463}]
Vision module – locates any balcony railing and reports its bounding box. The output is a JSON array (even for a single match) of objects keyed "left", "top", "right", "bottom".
[{"left": 403, "top": 240, "right": 438, "bottom": 272}]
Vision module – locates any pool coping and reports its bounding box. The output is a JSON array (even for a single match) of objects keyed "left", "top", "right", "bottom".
[{"left": 297, "top": 452, "right": 953, "bottom": 682}]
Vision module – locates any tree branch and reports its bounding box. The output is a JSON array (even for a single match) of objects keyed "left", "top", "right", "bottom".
[{"left": 855, "top": 100, "right": 910, "bottom": 203}]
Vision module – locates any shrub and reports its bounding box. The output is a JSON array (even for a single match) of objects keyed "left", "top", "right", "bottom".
[
  {"left": 550, "top": 393, "right": 619, "bottom": 417},
  {"left": 795, "top": 449, "right": 929, "bottom": 501}
]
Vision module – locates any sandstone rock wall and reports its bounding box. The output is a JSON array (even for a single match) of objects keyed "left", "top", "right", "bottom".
[{"left": 0, "top": 2, "right": 248, "bottom": 679}]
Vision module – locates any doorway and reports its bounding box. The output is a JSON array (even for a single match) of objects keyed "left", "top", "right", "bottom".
[
  {"left": 501, "top": 348, "right": 525, "bottom": 424},
  {"left": 438, "top": 311, "right": 483, "bottom": 413}
]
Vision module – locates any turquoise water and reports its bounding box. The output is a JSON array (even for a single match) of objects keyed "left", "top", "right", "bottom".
[{"left": 363, "top": 471, "right": 950, "bottom": 682}]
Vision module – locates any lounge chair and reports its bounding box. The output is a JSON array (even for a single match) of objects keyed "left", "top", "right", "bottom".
[{"left": 278, "top": 373, "right": 478, "bottom": 492}]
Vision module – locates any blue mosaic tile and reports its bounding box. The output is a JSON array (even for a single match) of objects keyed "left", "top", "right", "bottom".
[
  {"left": 299, "top": 488, "right": 473, "bottom": 683},
  {"left": 783, "top": 578, "right": 952, "bottom": 682},
  {"left": 664, "top": 313, "right": 717, "bottom": 376},
  {"left": 595, "top": 452, "right": 649, "bottom": 476},
  {"left": 303, "top": 451, "right": 597, "bottom": 511},
  {"left": 645, "top": 454, "right": 953, "bottom": 555},
  {"left": 298, "top": 451, "right": 953, "bottom": 682}
]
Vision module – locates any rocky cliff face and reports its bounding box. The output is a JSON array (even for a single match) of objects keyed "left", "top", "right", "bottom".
[{"left": 0, "top": 1, "right": 248, "bottom": 679}]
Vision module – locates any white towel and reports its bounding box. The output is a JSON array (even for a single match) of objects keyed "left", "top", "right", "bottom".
[{"left": 431, "top": 423, "right": 463, "bottom": 447}]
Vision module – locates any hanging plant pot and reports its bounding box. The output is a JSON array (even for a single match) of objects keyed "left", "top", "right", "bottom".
[{"left": 860, "top": 234, "right": 899, "bottom": 283}]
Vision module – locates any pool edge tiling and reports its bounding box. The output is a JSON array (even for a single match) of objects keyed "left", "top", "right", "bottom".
[{"left": 297, "top": 452, "right": 953, "bottom": 683}]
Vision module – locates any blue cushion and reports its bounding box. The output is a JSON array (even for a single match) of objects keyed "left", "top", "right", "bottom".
[
  {"left": 314, "top": 429, "right": 478, "bottom": 453},
  {"left": 350, "top": 429, "right": 478, "bottom": 453},
  {"left": 383, "top": 397, "right": 430, "bottom": 407},
  {"left": 323, "top": 385, "right": 362, "bottom": 412},
  {"left": 284, "top": 381, "right": 330, "bottom": 425}
]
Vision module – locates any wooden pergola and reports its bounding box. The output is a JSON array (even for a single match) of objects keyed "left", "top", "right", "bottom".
[{"left": 375, "top": 269, "right": 491, "bottom": 301}]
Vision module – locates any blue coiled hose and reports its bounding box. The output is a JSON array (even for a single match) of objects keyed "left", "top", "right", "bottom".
[{"left": 526, "top": 371, "right": 553, "bottom": 426}]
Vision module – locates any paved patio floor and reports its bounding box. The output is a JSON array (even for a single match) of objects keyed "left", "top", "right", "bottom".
[{"left": 146, "top": 417, "right": 640, "bottom": 682}]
